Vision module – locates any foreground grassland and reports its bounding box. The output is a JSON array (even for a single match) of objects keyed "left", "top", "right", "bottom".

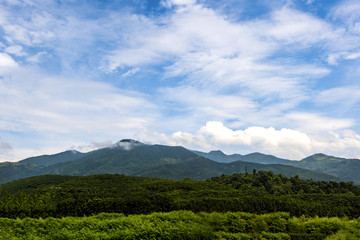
[{"left": 1, "top": 211, "right": 360, "bottom": 240}]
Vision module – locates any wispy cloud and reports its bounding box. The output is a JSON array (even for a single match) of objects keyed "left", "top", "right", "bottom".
[{"left": 1, "top": 0, "right": 360, "bottom": 161}]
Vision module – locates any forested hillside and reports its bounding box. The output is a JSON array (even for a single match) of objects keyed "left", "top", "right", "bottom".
[{"left": 1, "top": 172, "right": 359, "bottom": 219}]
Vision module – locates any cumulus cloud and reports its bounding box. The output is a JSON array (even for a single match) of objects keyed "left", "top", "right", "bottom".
[{"left": 162, "top": 121, "right": 360, "bottom": 160}]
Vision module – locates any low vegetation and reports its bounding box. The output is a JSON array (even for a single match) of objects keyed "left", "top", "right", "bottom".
[{"left": 1, "top": 211, "right": 360, "bottom": 239}]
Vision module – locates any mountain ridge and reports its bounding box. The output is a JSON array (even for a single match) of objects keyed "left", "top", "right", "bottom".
[{"left": 0, "top": 139, "right": 357, "bottom": 184}]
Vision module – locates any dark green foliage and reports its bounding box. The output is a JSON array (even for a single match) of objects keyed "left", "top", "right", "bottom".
[
  {"left": 208, "top": 171, "right": 360, "bottom": 195},
  {"left": 1, "top": 172, "right": 360, "bottom": 219}
]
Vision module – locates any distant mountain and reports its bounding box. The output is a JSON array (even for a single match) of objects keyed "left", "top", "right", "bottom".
[
  {"left": 0, "top": 162, "right": 44, "bottom": 184},
  {"left": 0, "top": 139, "right": 352, "bottom": 184},
  {"left": 44, "top": 140, "right": 199, "bottom": 176},
  {"left": 195, "top": 150, "right": 291, "bottom": 164},
  {"left": 193, "top": 150, "right": 242, "bottom": 163},
  {"left": 287, "top": 153, "right": 360, "bottom": 184},
  {"left": 137, "top": 157, "right": 342, "bottom": 182},
  {"left": 240, "top": 152, "right": 292, "bottom": 165},
  {"left": 196, "top": 150, "right": 360, "bottom": 184},
  {"left": 19, "top": 150, "right": 86, "bottom": 166}
]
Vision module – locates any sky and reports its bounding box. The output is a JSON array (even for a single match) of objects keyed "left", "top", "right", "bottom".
[{"left": 1, "top": 0, "right": 360, "bottom": 162}]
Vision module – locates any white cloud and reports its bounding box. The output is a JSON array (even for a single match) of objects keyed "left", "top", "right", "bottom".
[
  {"left": 161, "top": 86, "right": 256, "bottom": 120},
  {"left": 162, "top": 0, "right": 197, "bottom": 8},
  {"left": 1, "top": 1, "right": 360, "bottom": 162},
  {"left": 71, "top": 140, "right": 113, "bottom": 153},
  {"left": 286, "top": 112, "right": 354, "bottom": 132},
  {"left": 121, "top": 67, "right": 141, "bottom": 77},
  {"left": 0, "top": 67, "right": 159, "bottom": 161},
  {"left": 314, "top": 86, "right": 360, "bottom": 115},
  {"left": 316, "top": 86, "right": 360, "bottom": 105},
  {"left": 163, "top": 121, "right": 313, "bottom": 159},
  {"left": 331, "top": 0, "right": 360, "bottom": 28},
  {"left": 264, "top": 7, "right": 337, "bottom": 46},
  {"left": 345, "top": 52, "right": 360, "bottom": 60},
  {"left": 26, "top": 51, "right": 47, "bottom": 63},
  {"left": 0, "top": 52, "right": 18, "bottom": 67},
  {"left": 5, "top": 45, "right": 26, "bottom": 56},
  {"left": 162, "top": 121, "right": 360, "bottom": 160}
]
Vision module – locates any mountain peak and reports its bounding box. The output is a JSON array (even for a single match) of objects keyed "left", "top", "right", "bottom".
[
  {"left": 208, "top": 150, "right": 226, "bottom": 156},
  {"left": 112, "top": 139, "right": 145, "bottom": 150}
]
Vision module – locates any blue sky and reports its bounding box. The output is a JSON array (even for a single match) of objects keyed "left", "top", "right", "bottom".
[{"left": 1, "top": 0, "right": 360, "bottom": 161}]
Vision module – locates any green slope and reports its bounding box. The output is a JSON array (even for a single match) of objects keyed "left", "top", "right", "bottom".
[
  {"left": 19, "top": 150, "right": 86, "bottom": 166},
  {"left": 0, "top": 162, "right": 45, "bottom": 184},
  {"left": 288, "top": 153, "right": 360, "bottom": 184},
  {"left": 45, "top": 142, "right": 199, "bottom": 176}
]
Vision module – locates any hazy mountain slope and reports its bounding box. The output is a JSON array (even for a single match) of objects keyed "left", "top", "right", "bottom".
[
  {"left": 19, "top": 150, "right": 86, "bottom": 167},
  {"left": 193, "top": 150, "right": 242, "bottom": 163},
  {"left": 0, "top": 162, "right": 45, "bottom": 184},
  {"left": 137, "top": 158, "right": 343, "bottom": 182},
  {"left": 288, "top": 153, "right": 360, "bottom": 184},
  {"left": 240, "top": 152, "right": 292, "bottom": 165},
  {"left": 195, "top": 151, "right": 292, "bottom": 164}
]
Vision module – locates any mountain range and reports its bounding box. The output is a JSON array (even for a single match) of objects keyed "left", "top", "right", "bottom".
[{"left": 1, "top": 139, "right": 359, "bottom": 184}]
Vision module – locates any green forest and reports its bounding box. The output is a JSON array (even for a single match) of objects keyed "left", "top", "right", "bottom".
[{"left": 1, "top": 171, "right": 360, "bottom": 239}]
